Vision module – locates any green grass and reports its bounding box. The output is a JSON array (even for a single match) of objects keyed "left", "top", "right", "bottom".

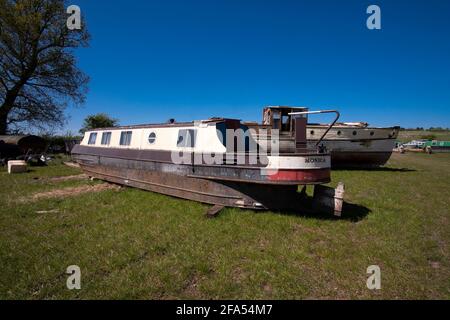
[{"left": 0, "top": 153, "right": 449, "bottom": 299}]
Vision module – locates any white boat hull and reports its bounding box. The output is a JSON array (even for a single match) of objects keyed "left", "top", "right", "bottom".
[{"left": 252, "top": 126, "right": 400, "bottom": 168}]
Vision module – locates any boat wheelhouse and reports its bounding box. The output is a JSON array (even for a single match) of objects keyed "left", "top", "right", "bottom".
[{"left": 72, "top": 116, "right": 345, "bottom": 215}]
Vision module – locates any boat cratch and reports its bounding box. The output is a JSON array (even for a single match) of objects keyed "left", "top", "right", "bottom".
[{"left": 72, "top": 111, "right": 346, "bottom": 216}]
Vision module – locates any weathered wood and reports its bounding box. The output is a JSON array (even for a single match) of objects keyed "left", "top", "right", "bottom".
[
  {"left": 63, "top": 161, "right": 81, "bottom": 168},
  {"left": 313, "top": 182, "right": 345, "bottom": 217},
  {"left": 206, "top": 205, "right": 225, "bottom": 218}
]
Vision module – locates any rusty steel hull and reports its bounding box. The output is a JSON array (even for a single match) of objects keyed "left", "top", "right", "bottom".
[
  {"left": 328, "top": 151, "right": 393, "bottom": 168},
  {"left": 71, "top": 145, "right": 331, "bottom": 185},
  {"left": 77, "top": 161, "right": 313, "bottom": 210}
]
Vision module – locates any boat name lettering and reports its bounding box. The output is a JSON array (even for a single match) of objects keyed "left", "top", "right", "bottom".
[{"left": 305, "top": 157, "right": 326, "bottom": 163}]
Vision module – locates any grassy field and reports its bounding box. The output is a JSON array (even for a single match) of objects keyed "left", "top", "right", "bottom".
[
  {"left": 398, "top": 130, "right": 450, "bottom": 143},
  {"left": 0, "top": 153, "right": 449, "bottom": 300}
]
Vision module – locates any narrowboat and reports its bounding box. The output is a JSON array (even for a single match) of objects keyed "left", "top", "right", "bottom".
[
  {"left": 247, "top": 106, "right": 400, "bottom": 168},
  {"left": 422, "top": 140, "right": 450, "bottom": 153},
  {"left": 72, "top": 115, "right": 345, "bottom": 215}
]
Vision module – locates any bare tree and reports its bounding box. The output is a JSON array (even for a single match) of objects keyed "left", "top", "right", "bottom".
[{"left": 0, "top": 0, "right": 89, "bottom": 134}]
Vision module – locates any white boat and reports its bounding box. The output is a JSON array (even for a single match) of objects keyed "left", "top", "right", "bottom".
[
  {"left": 402, "top": 140, "right": 427, "bottom": 149},
  {"left": 247, "top": 106, "right": 400, "bottom": 168}
]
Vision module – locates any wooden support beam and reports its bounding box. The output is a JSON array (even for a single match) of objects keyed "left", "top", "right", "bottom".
[{"left": 206, "top": 205, "right": 225, "bottom": 218}]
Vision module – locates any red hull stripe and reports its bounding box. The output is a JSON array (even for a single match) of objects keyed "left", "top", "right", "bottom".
[{"left": 267, "top": 168, "right": 330, "bottom": 183}]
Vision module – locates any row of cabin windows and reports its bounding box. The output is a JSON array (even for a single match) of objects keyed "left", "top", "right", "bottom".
[
  {"left": 87, "top": 129, "right": 197, "bottom": 147},
  {"left": 88, "top": 131, "right": 132, "bottom": 146}
]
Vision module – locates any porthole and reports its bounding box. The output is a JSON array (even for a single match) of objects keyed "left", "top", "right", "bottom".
[
  {"left": 370, "top": 131, "right": 375, "bottom": 136},
  {"left": 352, "top": 131, "right": 357, "bottom": 136},
  {"left": 148, "top": 132, "right": 156, "bottom": 144},
  {"left": 337, "top": 131, "right": 342, "bottom": 136},
  {"left": 310, "top": 130, "right": 315, "bottom": 135}
]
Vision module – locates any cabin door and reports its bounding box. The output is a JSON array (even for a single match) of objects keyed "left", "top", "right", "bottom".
[{"left": 294, "top": 115, "right": 307, "bottom": 152}]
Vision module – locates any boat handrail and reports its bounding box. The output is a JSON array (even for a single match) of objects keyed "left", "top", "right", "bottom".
[{"left": 288, "top": 110, "right": 340, "bottom": 146}]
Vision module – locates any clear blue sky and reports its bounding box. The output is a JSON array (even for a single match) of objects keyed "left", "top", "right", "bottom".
[{"left": 65, "top": 0, "right": 450, "bottom": 133}]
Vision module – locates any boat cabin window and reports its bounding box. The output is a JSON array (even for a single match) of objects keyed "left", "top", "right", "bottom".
[
  {"left": 272, "top": 110, "right": 281, "bottom": 130},
  {"left": 177, "top": 129, "right": 197, "bottom": 148},
  {"left": 88, "top": 133, "right": 97, "bottom": 145},
  {"left": 101, "top": 132, "right": 112, "bottom": 145},
  {"left": 282, "top": 115, "right": 291, "bottom": 132},
  {"left": 120, "top": 131, "right": 133, "bottom": 146}
]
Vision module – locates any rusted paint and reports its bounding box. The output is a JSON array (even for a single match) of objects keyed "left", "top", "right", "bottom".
[
  {"left": 266, "top": 168, "right": 330, "bottom": 183},
  {"left": 72, "top": 147, "right": 331, "bottom": 185},
  {"left": 76, "top": 160, "right": 340, "bottom": 213}
]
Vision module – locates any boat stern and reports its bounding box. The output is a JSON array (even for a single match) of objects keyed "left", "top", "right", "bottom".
[{"left": 263, "top": 153, "right": 331, "bottom": 184}]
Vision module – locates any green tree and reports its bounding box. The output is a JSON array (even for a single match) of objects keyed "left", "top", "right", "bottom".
[
  {"left": 80, "top": 113, "right": 118, "bottom": 134},
  {"left": 0, "top": 0, "right": 90, "bottom": 134}
]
